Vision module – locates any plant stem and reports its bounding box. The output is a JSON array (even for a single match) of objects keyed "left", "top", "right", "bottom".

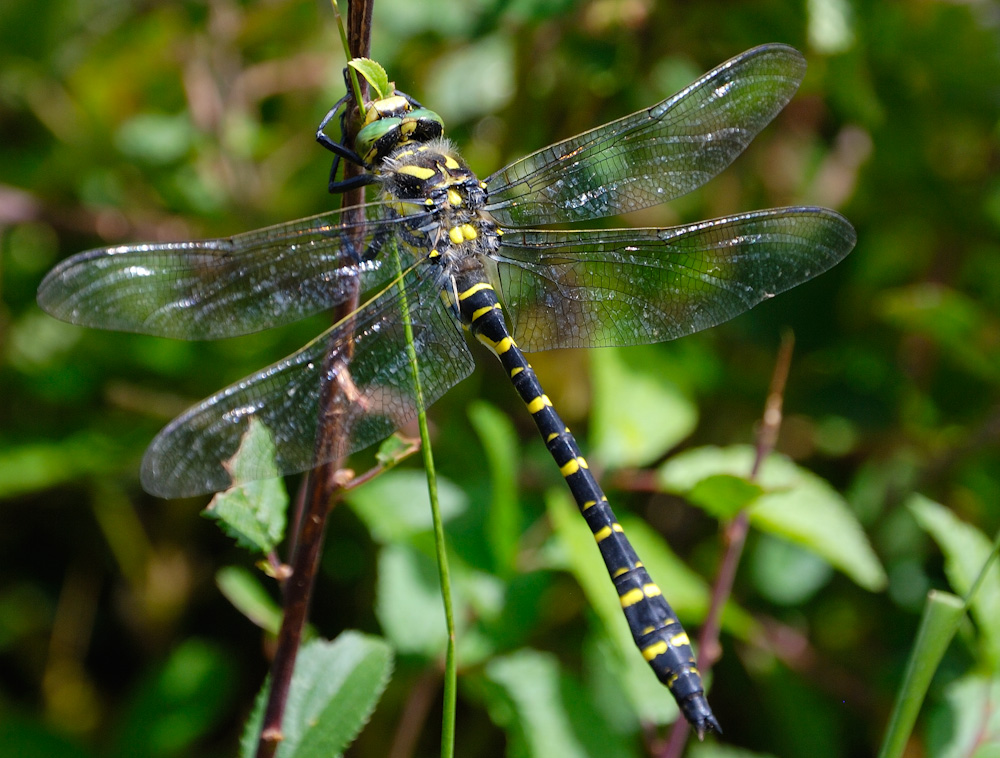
[
  {"left": 661, "top": 331, "right": 794, "bottom": 758},
  {"left": 390, "top": 244, "right": 457, "bottom": 758},
  {"left": 253, "top": 2, "right": 373, "bottom": 756}
]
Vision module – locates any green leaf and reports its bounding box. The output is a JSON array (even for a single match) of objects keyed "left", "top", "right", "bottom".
[
  {"left": 115, "top": 639, "right": 236, "bottom": 758},
  {"left": 468, "top": 400, "right": 521, "bottom": 577},
  {"left": 659, "top": 446, "right": 886, "bottom": 591},
  {"left": 348, "top": 58, "right": 392, "bottom": 100},
  {"left": 688, "top": 474, "right": 764, "bottom": 519},
  {"left": 590, "top": 347, "right": 697, "bottom": 469},
  {"left": 344, "top": 469, "right": 467, "bottom": 544},
  {"left": 375, "top": 543, "right": 447, "bottom": 657},
  {"left": 216, "top": 566, "right": 282, "bottom": 636},
  {"left": 878, "top": 591, "right": 965, "bottom": 758},
  {"left": 751, "top": 534, "right": 834, "bottom": 606},
  {"left": 374, "top": 433, "right": 419, "bottom": 468},
  {"left": 925, "top": 672, "right": 1000, "bottom": 758},
  {"left": 203, "top": 419, "right": 287, "bottom": 554},
  {"left": 908, "top": 494, "right": 1000, "bottom": 666},
  {"left": 485, "top": 650, "right": 630, "bottom": 758},
  {"left": 241, "top": 633, "right": 393, "bottom": 758}
]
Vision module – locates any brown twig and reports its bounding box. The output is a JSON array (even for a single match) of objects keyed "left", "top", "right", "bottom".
[
  {"left": 254, "top": 2, "right": 374, "bottom": 756},
  {"left": 660, "top": 331, "right": 795, "bottom": 758}
]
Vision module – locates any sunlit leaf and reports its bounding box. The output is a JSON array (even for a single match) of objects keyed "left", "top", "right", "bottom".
[
  {"left": 241, "top": 633, "right": 393, "bottom": 758},
  {"left": 590, "top": 346, "right": 697, "bottom": 469},
  {"left": 909, "top": 494, "right": 1000, "bottom": 667},
  {"left": 204, "top": 419, "right": 287, "bottom": 554},
  {"left": 659, "top": 445, "right": 886, "bottom": 591}
]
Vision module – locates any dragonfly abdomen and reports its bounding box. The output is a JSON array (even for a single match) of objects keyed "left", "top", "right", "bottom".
[{"left": 453, "top": 270, "right": 719, "bottom": 736}]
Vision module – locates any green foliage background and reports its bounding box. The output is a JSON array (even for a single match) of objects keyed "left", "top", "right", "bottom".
[{"left": 2, "top": 0, "right": 999, "bottom": 756}]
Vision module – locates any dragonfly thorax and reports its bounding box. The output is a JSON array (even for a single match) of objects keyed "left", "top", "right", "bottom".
[{"left": 378, "top": 139, "right": 486, "bottom": 206}]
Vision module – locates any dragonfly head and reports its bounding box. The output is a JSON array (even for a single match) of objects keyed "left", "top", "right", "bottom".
[{"left": 355, "top": 95, "right": 445, "bottom": 167}]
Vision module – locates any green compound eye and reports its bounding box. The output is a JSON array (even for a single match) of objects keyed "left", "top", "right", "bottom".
[
  {"left": 407, "top": 108, "right": 443, "bottom": 130},
  {"left": 355, "top": 108, "right": 446, "bottom": 166},
  {"left": 355, "top": 117, "right": 403, "bottom": 165}
]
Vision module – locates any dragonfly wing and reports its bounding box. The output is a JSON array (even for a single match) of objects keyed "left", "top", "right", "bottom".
[
  {"left": 36, "top": 204, "right": 424, "bottom": 339},
  {"left": 485, "top": 44, "right": 806, "bottom": 228},
  {"left": 140, "top": 262, "right": 475, "bottom": 497},
  {"left": 494, "top": 208, "right": 857, "bottom": 351}
]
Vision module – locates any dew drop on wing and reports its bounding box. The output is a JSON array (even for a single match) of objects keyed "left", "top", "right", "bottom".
[{"left": 713, "top": 81, "right": 735, "bottom": 98}]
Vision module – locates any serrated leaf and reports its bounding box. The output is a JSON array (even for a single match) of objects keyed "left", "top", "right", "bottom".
[
  {"left": 216, "top": 566, "right": 282, "bottom": 635},
  {"left": 348, "top": 58, "right": 392, "bottom": 100},
  {"left": 591, "top": 347, "right": 697, "bottom": 469},
  {"left": 659, "top": 445, "right": 886, "bottom": 591},
  {"left": 240, "top": 633, "right": 393, "bottom": 758},
  {"left": 344, "top": 469, "right": 466, "bottom": 544},
  {"left": 203, "top": 418, "right": 286, "bottom": 553},
  {"left": 909, "top": 494, "right": 1000, "bottom": 666}
]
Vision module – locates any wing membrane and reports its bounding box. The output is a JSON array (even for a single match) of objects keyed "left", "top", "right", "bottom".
[
  {"left": 37, "top": 202, "right": 429, "bottom": 339},
  {"left": 140, "top": 262, "right": 475, "bottom": 497},
  {"left": 494, "top": 208, "right": 857, "bottom": 351},
  {"left": 485, "top": 44, "right": 806, "bottom": 228}
]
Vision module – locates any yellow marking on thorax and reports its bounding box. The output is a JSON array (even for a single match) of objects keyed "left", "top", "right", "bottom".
[
  {"left": 525, "top": 395, "right": 552, "bottom": 414},
  {"left": 444, "top": 154, "right": 461, "bottom": 170},
  {"left": 448, "top": 226, "right": 464, "bottom": 245},
  {"left": 460, "top": 223, "right": 477, "bottom": 240},
  {"left": 395, "top": 164, "right": 436, "bottom": 180},
  {"left": 447, "top": 188, "right": 462, "bottom": 206}
]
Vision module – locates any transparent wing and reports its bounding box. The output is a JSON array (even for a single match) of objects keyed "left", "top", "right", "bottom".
[
  {"left": 37, "top": 201, "right": 429, "bottom": 339},
  {"left": 494, "top": 208, "right": 857, "bottom": 351},
  {"left": 485, "top": 44, "right": 806, "bottom": 228},
  {"left": 140, "top": 262, "right": 475, "bottom": 497}
]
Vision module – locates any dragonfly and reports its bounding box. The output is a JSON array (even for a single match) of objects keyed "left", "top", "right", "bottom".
[{"left": 38, "top": 44, "right": 857, "bottom": 735}]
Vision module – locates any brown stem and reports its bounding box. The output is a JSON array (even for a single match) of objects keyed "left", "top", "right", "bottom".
[
  {"left": 661, "top": 332, "right": 794, "bottom": 758},
  {"left": 254, "top": 3, "right": 374, "bottom": 756}
]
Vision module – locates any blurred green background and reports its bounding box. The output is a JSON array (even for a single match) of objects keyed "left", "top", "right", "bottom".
[{"left": 2, "top": 0, "right": 999, "bottom": 756}]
